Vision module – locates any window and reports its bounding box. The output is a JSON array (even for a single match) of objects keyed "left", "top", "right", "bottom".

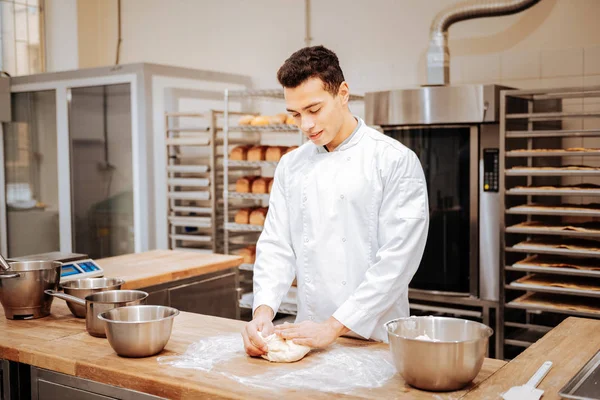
[{"left": 0, "top": 0, "right": 44, "bottom": 76}]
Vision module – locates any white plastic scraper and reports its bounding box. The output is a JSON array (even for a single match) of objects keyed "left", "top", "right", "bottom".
[{"left": 502, "top": 361, "right": 553, "bottom": 400}]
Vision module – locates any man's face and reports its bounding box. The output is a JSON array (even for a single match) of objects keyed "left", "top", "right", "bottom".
[{"left": 284, "top": 77, "right": 347, "bottom": 147}]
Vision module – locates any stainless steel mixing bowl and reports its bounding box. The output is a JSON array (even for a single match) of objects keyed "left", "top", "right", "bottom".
[
  {"left": 98, "top": 305, "right": 180, "bottom": 358},
  {"left": 60, "top": 278, "right": 125, "bottom": 318},
  {"left": 385, "top": 316, "right": 493, "bottom": 391},
  {"left": 46, "top": 289, "right": 148, "bottom": 337},
  {"left": 0, "top": 261, "right": 61, "bottom": 319}
]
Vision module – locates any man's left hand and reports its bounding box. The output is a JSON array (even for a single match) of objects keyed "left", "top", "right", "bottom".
[{"left": 273, "top": 317, "right": 350, "bottom": 348}]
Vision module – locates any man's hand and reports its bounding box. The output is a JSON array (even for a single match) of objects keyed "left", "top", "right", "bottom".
[
  {"left": 273, "top": 317, "right": 350, "bottom": 348},
  {"left": 242, "top": 305, "right": 275, "bottom": 357}
]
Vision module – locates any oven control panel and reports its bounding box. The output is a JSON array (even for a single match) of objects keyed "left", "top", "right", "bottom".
[{"left": 483, "top": 148, "right": 499, "bottom": 192}]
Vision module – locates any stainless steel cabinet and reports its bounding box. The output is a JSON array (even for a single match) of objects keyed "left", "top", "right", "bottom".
[
  {"left": 141, "top": 268, "right": 239, "bottom": 319},
  {"left": 0, "top": 359, "right": 7, "bottom": 400},
  {"left": 31, "top": 367, "right": 164, "bottom": 400}
]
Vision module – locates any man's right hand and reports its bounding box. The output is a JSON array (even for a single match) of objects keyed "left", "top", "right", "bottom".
[{"left": 242, "top": 305, "right": 275, "bottom": 357}]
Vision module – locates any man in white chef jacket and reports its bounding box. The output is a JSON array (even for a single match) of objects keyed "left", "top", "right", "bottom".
[{"left": 242, "top": 45, "right": 429, "bottom": 357}]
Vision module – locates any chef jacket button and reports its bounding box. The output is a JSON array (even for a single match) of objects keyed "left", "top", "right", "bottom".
[
  {"left": 305, "top": 277, "right": 311, "bottom": 283},
  {"left": 303, "top": 196, "right": 307, "bottom": 202},
  {"left": 309, "top": 316, "right": 314, "bottom": 321},
  {"left": 347, "top": 157, "right": 351, "bottom": 161},
  {"left": 342, "top": 281, "right": 346, "bottom": 285},
  {"left": 304, "top": 237, "right": 309, "bottom": 243},
  {"left": 342, "top": 237, "right": 346, "bottom": 242},
  {"left": 340, "top": 194, "right": 344, "bottom": 199}
]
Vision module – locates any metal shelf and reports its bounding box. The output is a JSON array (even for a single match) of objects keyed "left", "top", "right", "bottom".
[
  {"left": 506, "top": 149, "right": 600, "bottom": 157},
  {"left": 225, "top": 223, "right": 263, "bottom": 232},
  {"left": 169, "top": 234, "right": 213, "bottom": 243},
  {"left": 166, "top": 127, "right": 210, "bottom": 133},
  {"left": 228, "top": 192, "right": 270, "bottom": 201},
  {"left": 168, "top": 216, "right": 212, "bottom": 228},
  {"left": 506, "top": 265, "right": 600, "bottom": 279},
  {"left": 506, "top": 282, "right": 600, "bottom": 299},
  {"left": 165, "top": 137, "right": 211, "bottom": 146},
  {"left": 168, "top": 191, "right": 211, "bottom": 201},
  {"left": 506, "top": 187, "right": 600, "bottom": 196},
  {"left": 505, "top": 224, "right": 600, "bottom": 239},
  {"left": 166, "top": 165, "right": 209, "bottom": 174},
  {"left": 505, "top": 110, "right": 600, "bottom": 121},
  {"left": 506, "top": 168, "right": 600, "bottom": 176},
  {"left": 506, "top": 205, "right": 600, "bottom": 218},
  {"left": 507, "top": 243, "right": 600, "bottom": 258},
  {"left": 228, "top": 160, "right": 279, "bottom": 168},
  {"left": 228, "top": 124, "right": 299, "bottom": 133},
  {"left": 171, "top": 206, "right": 213, "bottom": 214},
  {"left": 167, "top": 178, "right": 210, "bottom": 187},
  {"left": 505, "top": 129, "right": 600, "bottom": 139},
  {"left": 506, "top": 293, "right": 600, "bottom": 318}
]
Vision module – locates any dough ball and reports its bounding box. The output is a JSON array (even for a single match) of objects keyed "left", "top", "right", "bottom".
[{"left": 258, "top": 332, "right": 310, "bottom": 363}]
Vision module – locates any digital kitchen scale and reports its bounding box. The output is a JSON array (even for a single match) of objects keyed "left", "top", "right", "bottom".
[{"left": 9, "top": 251, "right": 105, "bottom": 283}]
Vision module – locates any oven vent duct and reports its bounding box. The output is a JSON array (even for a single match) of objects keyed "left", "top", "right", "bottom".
[{"left": 427, "top": 0, "right": 541, "bottom": 86}]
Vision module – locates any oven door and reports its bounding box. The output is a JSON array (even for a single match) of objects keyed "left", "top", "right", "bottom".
[{"left": 383, "top": 125, "right": 479, "bottom": 297}]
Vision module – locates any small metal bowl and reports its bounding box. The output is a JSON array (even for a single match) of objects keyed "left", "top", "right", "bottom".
[
  {"left": 385, "top": 316, "right": 493, "bottom": 391},
  {"left": 98, "top": 305, "right": 180, "bottom": 358},
  {"left": 59, "top": 278, "right": 125, "bottom": 318}
]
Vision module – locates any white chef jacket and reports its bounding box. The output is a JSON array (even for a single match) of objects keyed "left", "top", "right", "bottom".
[{"left": 252, "top": 117, "right": 429, "bottom": 342}]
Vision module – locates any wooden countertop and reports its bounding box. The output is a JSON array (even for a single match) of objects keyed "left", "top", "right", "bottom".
[
  {"left": 0, "top": 302, "right": 506, "bottom": 399},
  {"left": 465, "top": 316, "right": 600, "bottom": 399},
  {"left": 96, "top": 250, "right": 243, "bottom": 289}
]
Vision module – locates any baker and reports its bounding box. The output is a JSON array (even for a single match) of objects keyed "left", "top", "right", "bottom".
[{"left": 242, "top": 45, "right": 430, "bottom": 357}]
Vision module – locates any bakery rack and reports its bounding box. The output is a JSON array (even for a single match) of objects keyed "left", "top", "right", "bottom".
[
  {"left": 165, "top": 111, "right": 221, "bottom": 253},
  {"left": 499, "top": 85, "right": 600, "bottom": 360}
]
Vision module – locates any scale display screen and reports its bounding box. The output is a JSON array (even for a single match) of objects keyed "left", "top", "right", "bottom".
[
  {"left": 59, "top": 259, "right": 104, "bottom": 282},
  {"left": 61, "top": 264, "right": 79, "bottom": 277}
]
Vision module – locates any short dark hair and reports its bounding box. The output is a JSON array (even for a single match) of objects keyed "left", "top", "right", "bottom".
[{"left": 277, "top": 45, "right": 345, "bottom": 96}]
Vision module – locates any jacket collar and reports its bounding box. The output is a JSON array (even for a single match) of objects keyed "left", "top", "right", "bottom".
[{"left": 313, "top": 116, "right": 365, "bottom": 154}]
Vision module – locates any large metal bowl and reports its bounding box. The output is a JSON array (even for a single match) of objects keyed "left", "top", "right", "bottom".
[
  {"left": 60, "top": 278, "right": 125, "bottom": 318},
  {"left": 0, "top": 261, "right": 61, "bottom": 319},
  {"left": 385, "top": 316, "right": 493, "bottom": 391},
  {"left": 98, "top": 305, "right": 179, "bottom": 358}
]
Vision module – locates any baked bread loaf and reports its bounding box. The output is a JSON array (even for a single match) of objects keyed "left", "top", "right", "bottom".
[
  {"left": 247, "top": 146, "right": 268, "bottom": 161},
  {"left": 266, "top": 146, "right": 288, "bottom": 162},
  {"left": 251, "top": 177, "right": 273, "bottom": 194},
  {"left": 236, "top": 176, "right": 259, "bottom": 193},
  {"left": 285, "top": 115, "right": 296, "bottom": 125},
  {"left": 250, "top": 116, "right": 270, "bottom": 126},
  {"left": 268, "top": 179, "right": 274, "bottom": 193},
  {"left": 238, "top": 115, "right": 255, "bottom": 125},
  {"left": 269, "top": 114, "right": 287, "bottom": 125},
  {"left": 234, "top": 208, "right": 252, "bottom": 224},
  {"left": 239, "top": 245, "right": 256, "bottom": 264},
  {"left": 284, "top": 145, "right": 299, "bottom": 155},
  {"left": 230, "top": 145, "right": 251, "bottom": 161},
  {"left": 249, "top": 207, "right": 268, "bottom": 226}
]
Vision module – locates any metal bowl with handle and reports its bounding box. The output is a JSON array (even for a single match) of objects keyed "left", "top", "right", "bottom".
[
  {"left": 45, "top": 290, "right": 148, "bottom": 337},
  {"left": 385, "top": 316, "right": 493, "bottom": 392},
  {"left": 0, "top": 261, "right": 62, "bottom": 319},
  {"left": 60, "top": 278, "right": 125, "bottom": 318},
  {"left": 98, "top": 305, "right": 179, "bottom": 357}
]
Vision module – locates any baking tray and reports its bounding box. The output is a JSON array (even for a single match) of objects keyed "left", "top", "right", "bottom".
[
  {"left": 506, "top": 265, "right": 600, "bottom": 278},
  {"left": 506, "top": 150, "right": 600, "bottom": 157},
  {"left": 506, "top": 206, "right": 600, "bottom": 218},
  {"left": 506, "top": 168, "right": 600, "bottom": 176},
  {"left": 506, "top": 225, "right": 600, "bottom": 238},
  {"left": 559, "top": 350, "right": 600, "bottom": 400},
  {"left": 507, "top": 282, "right": 600, "bottom": 298},
  {"left": 506, "top": 293, "right": 600, "bottom": 318},
  {"left": 506, "top": 188, "right": 600, "bottom": 196}
]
